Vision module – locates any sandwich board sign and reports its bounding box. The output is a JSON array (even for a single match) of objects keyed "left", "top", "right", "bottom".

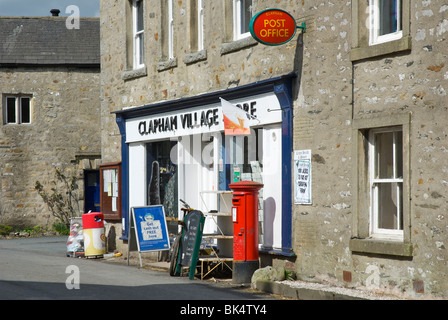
[
  {"left": 128, "top": 205, "right": 170, "bottom": 267},
  {"left": 173, "top": 210, "right": 205, "bottom": 280}
]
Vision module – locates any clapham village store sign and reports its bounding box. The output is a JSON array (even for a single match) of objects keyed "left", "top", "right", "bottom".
[{"left": 249, "top": 8, "right": 305, "bottom": 46}]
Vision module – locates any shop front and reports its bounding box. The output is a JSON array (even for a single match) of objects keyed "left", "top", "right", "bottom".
[{"left": 114, "top": 74, "right": 295, "bottom": 257}]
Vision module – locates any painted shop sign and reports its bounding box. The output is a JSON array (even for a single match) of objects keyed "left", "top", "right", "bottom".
[
  {"left": 137, "top": 108, "right": 220, "bottom": 136},
  {"left": 250, "top": 9, "right": 298, "bottom": 46},
  {"left": 125, "top": 93, "right": 281, "bottom": 143}
]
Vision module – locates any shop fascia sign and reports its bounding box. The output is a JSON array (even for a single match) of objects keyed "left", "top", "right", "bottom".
[
  {"left": 249, "top": 8, "right": 305, "bottom": 46},
  {"left": 125, "top": 94, "right": 282, "bottom": 143}
]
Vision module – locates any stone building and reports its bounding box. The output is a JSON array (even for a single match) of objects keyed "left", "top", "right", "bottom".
[
  {"left": 293, "top": 0, "right": 448, "bottom": 298},
  {"left": 0, "top": 15, "right": 101, "bottom": 228},
  {"left": 100, "top": 0, "right": 448, "bottom": 297},
  {"left": 101, "top": 0, "right": 300, "bottom": 256}
]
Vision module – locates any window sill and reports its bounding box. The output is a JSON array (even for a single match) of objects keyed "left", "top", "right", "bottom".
[
  {"left": 157, "top": 58, "right": 178, "bottom": 72},
  {"left": 349, "top": 238, "right": 413, "bottom": 257},
  {"left": 220, "top": 36, "right": 258, "bottom": 55},
  {"left": 122, "top": 66, "right": 147, "bottom": 81},
  {"left": 184, "top": 50, "right": 207, "bottom": 65},
  {"left": 350, "top": 36, "right": 411, "bottom": 62}
]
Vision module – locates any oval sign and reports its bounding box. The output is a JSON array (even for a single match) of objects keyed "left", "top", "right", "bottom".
[{"left": 249, "top": 9, "right": 297, "bottom": 46}]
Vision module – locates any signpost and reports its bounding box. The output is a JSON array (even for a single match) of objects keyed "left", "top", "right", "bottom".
[
  {"left": 249, "top": 8, "right": 305, "bottom": 46},
  {"left": 128, "top": 205, "right": 170, "bottom": 267}
]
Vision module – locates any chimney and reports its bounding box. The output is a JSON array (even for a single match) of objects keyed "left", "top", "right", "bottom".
[{"left": 50, "top": 9, "right": 60, "bottom": 16}]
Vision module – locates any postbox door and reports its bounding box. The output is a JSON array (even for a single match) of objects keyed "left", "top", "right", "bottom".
[{"left": 232, "top": 196, "right": 246, "bottom": 261}]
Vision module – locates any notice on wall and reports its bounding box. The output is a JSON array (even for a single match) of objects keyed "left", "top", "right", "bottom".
[{"left": 294, "top": 150, "right": 312, "bottom": 204}]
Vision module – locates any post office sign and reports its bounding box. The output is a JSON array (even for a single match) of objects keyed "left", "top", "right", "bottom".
[{"left": 249, "top": 9, "right": 297, "bottom": 46}]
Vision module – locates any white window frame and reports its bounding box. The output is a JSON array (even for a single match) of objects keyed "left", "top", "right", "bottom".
[
  {"left": 369, "top": 126, "right": 403, "bottom": 240},
  {"left": 197, "top": 0, "right": 204, "bottom": 51},
  {"left": 132, "top": 0, "right": 145, "bottom": 69},
  {"left": 233, "top": 0, "right": 252, "bottom": 40},
  {"left": 4, "top": 95, "right": 32, "bottom": 125},
  {"left": 369, "top": 0, "right": 402, "bottom": 46}
]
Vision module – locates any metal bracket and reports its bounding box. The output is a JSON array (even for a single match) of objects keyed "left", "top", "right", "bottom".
[{"left": 297, "top": 22, "right": 306, "bottom": 33}]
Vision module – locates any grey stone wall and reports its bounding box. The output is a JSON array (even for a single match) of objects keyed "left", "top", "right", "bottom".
[
  {"left": 293, "top": 0, "right": 448, "bottom": 298},
  {"left": 0, "top": 67, "right": 101, "bottom": 228}
]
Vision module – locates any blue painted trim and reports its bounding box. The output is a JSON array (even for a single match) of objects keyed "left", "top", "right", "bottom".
[
  {"left": 116, "top": 114, "right": 130, "bottom": 240},
  {"left": 274, "top": 79, "right": 294, "bottom": 254}
]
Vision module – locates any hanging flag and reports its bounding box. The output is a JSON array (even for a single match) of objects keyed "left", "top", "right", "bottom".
[{"left": 220, "top": 98, "right": 256, "bottom": 135}]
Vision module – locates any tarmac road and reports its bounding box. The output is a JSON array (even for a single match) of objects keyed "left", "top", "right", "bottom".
[{"left": 0, "top": 236, "right": 273, "bottom": 301}]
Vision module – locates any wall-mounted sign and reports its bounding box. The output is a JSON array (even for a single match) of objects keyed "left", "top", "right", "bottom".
[
  {"left": 250, "top": 9, "right": 299, "bottom": 46},
  {"left": 294, "top": 150, "right": 312, "bottom": 204}
]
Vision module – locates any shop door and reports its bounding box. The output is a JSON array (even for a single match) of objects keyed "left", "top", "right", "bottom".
[
  {"left": 262, "top": 125, "right": 282, "bottom": 250},
  {"left": 84, "top": 170, "right": 100, "bottom": 213}
]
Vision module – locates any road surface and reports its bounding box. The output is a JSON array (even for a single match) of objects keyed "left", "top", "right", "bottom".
[{"left": 0, "top": 236, "right": 273, "bottom": 301}]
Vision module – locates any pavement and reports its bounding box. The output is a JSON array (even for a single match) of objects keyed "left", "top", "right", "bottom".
[
  {"left": 104, "top": 254, "right": 403, "bottom": 300},
  {"left": 0, "top": 235, "right": 405, "bottom": 300}
]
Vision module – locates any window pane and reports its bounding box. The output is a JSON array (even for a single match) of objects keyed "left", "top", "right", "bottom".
[
  {"left": 137, "top": 33, "right": 144, "bottom": 65},
  {"left": 379, "top": 0, "right": 401, "bottom": 36},
  {"left": 242, "top": 0, "right": 252, "bottom": 34},
  {"left": 374, "top": 131, "right": 394, "bottom": 179},
  {"left": 395, "top": 131, "right": 403, "bottom": 178},
  {"left": 21, "top": 97, "right": 31, "bottom": 123},
  {"left": 6, "top": 97, "right": 16, "bottom": 123},
  {"left": 136, "top": 0, "right": 144, "bottom": 32},
  {"left": 376, "top": 182, "right": 402, "bottom": 230}
]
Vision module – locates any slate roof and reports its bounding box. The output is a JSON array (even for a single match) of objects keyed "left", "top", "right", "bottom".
[{"left": 0, "top": 17, "right": 100, "bottom": 67}]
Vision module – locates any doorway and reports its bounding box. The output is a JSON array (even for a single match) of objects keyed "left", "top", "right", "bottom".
[{"left": 84, "top": 170, "right": 100, "bottom": 213}]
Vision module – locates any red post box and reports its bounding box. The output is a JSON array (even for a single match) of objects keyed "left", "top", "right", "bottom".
[{"left": 229, "top": 180, "right": 263, "bottom": 283}]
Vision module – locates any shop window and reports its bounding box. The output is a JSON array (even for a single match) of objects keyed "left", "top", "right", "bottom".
[
  {"left": 351, "top": 114, "right": 412, "bottom": 257},
  {"left": 146, "top": 140, "right": 178, "bottom": 219},
  {"left": 4, "top": 95, "right": 32, "bottom": 125},
  {"left": 100, "top": 163, "right": 122, "bottom": 220},
  {"left": 233, "top": 0, "right": 253, "bottom": 40}
]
